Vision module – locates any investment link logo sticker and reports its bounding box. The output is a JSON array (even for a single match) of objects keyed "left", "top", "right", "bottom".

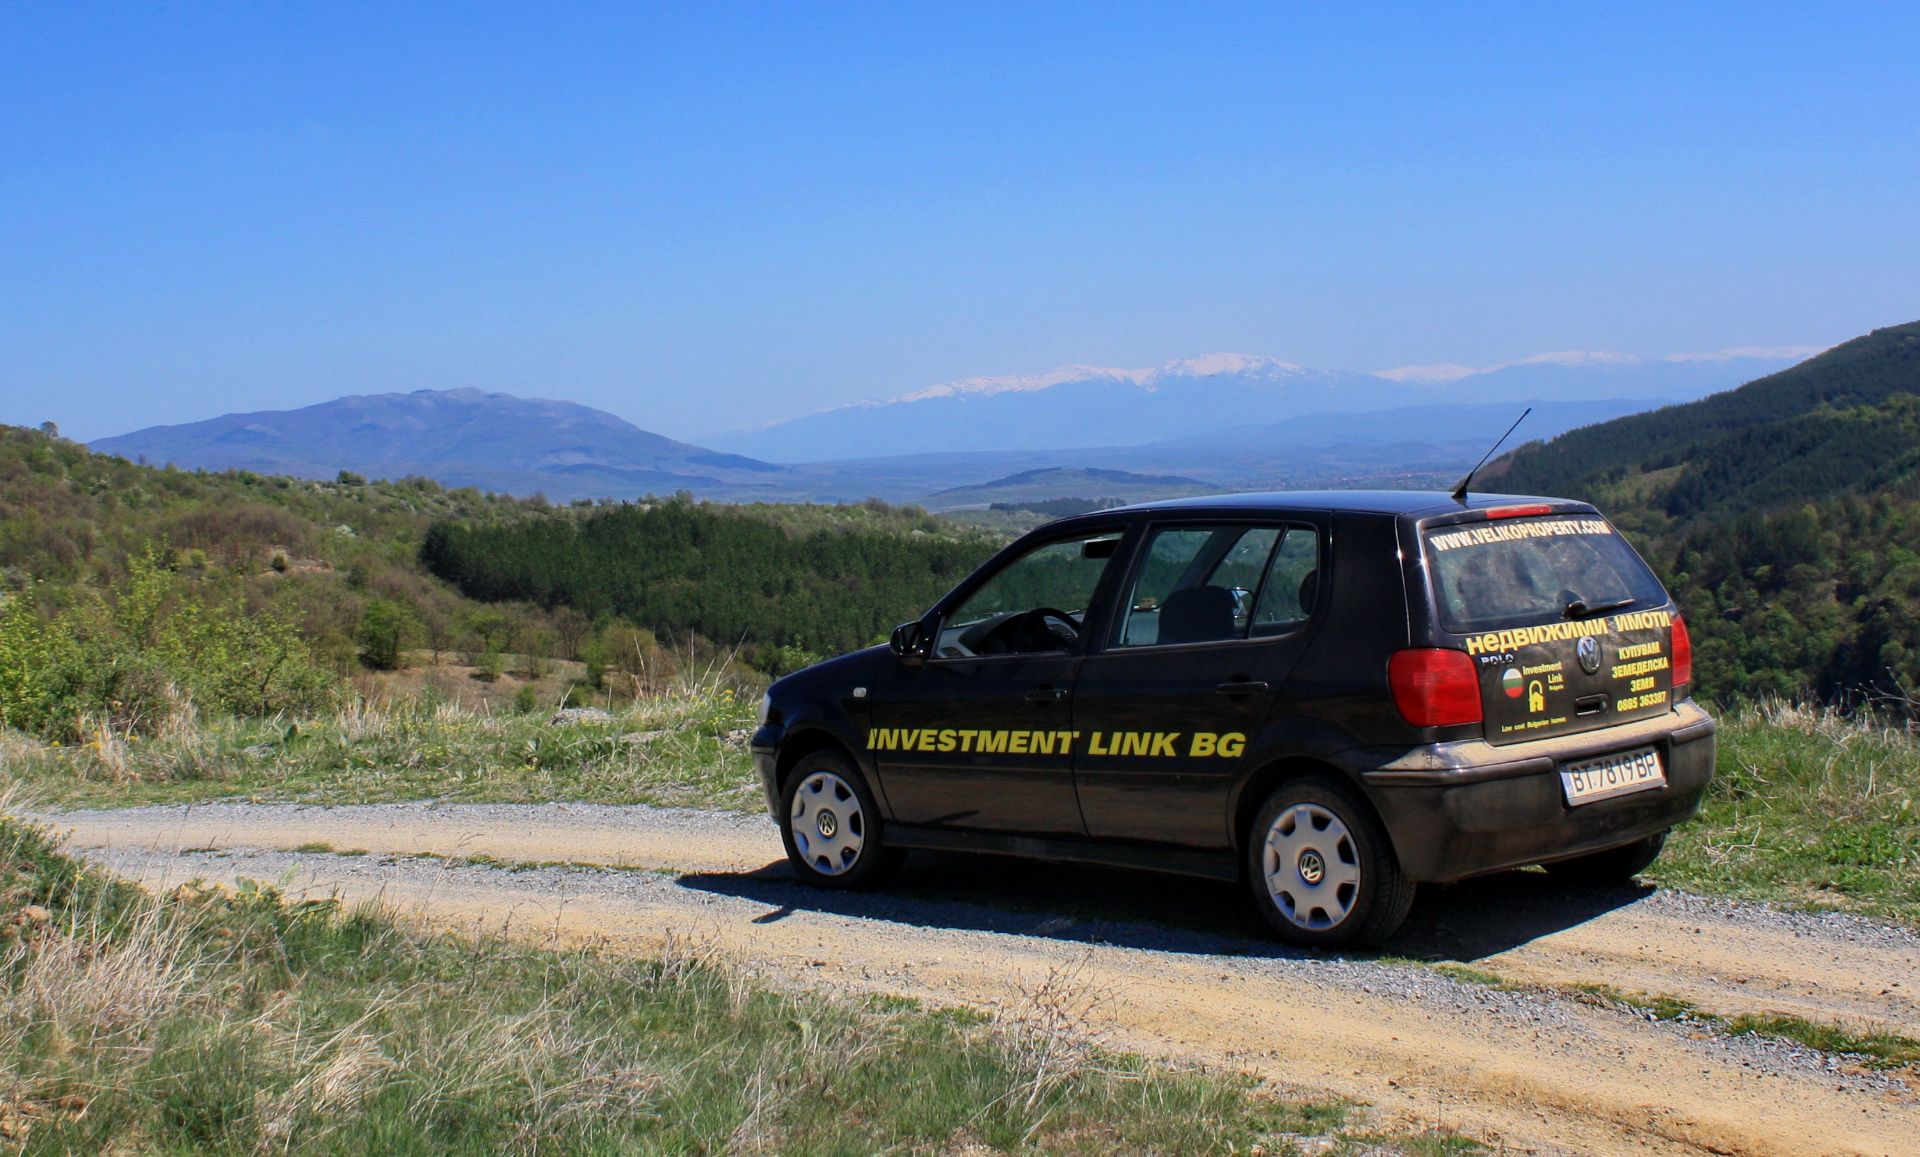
[{"left": 1501, "top": 668, "right": 1525, "bottom": 698}]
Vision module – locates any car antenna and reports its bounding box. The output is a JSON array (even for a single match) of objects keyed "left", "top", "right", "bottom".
[{"left": 1450, "top": 406, "right": 1531, "bottom": 502}]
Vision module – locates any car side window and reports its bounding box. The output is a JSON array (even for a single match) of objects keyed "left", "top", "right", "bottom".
[
  {"left": 935, "top": 531, "right": 1122, "bottom": 658},
  {"left": 1250, "top": 526, "right": 1321, "bottom": 636},
  {"left": 1116, "top": 525, "right": 1281, "bottom": 648}
]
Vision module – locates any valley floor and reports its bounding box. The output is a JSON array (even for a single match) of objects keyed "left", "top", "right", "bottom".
[{"left": 40, "top": 801, "right": 1920, "bottom": 1157}]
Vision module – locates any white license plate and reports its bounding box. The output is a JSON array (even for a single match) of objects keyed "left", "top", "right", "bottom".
[{"left": 1560, "top": 746, "right": 1665, "bottom": 806}]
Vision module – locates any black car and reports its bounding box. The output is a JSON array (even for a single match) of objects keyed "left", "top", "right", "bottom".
[{"left": 750, "top": 491, "right": 1715, "bottom": 946}]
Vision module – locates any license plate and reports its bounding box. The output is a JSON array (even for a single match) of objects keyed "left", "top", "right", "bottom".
[{"left": 1560, "top": 746, "right": 1665, "bottom": 806}]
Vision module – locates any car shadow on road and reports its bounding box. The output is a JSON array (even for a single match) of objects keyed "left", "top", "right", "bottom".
[{"left": 675, "top": 849, "right": 1655, "bottom": 963}]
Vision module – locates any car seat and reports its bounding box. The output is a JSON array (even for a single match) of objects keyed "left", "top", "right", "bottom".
[{"left": 1156, "top": 585, "right": 1237, "bottom": 644}]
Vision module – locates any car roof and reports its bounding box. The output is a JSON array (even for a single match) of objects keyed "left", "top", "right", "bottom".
[{"left": 1098, "top": 489, "right": 1586, "bottom": 518}]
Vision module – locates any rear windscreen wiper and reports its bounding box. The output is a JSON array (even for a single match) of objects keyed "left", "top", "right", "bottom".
[{"left": 1564, "top": 596, "right": 1636, "bottom": 620}]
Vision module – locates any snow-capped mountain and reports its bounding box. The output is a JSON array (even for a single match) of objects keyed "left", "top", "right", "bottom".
[{"left": 709, "top": 348, "right": 1819, "bottom": 463}]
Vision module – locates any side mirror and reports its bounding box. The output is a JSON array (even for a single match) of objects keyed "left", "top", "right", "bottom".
[{"left": 889, "top": 619, "right": 930, "bottom": 667}]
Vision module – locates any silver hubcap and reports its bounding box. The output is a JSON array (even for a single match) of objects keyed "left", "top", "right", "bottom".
[
  {"left": 1263, "top": 803, "right": 1361, "bottom": 930},
  {"left": 791, "top": 771, "right": 865, "bottom": 876}
]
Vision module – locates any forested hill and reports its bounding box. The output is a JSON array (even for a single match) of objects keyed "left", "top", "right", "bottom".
[
  {"left": 1486, "top": 320, "right": 1920, "bottom": 705},
  {"left": 420, "top": 503, "right": 994, "bottom": 656},
  {"left": 1495, "top": 321, "right": 1920, "bottom": 522}
]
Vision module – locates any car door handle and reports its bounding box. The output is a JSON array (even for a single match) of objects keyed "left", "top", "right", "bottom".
[
  {"left": 1214, "top": 680, "right": 1270, "bottom": 697},
  {"left": 1024, "top": 686, "right": 1068, "bottom": 704}
]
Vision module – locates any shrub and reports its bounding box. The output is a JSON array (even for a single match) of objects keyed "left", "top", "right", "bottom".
[
  {"left": 0, "top": 548, "right": 338, "bottom": 740},
  {"left": 473, "top": 651, "right": 505, "bottom": 684},
  {"left": 355, "top": 600, "right": 414, "bottom": 671},
  {"left": 0, "top": 591, "right": 87, "bottom": 738}
]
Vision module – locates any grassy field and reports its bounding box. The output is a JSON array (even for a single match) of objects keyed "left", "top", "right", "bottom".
[
  {"left": 0, "top": 674, "right": 764, "bottom": 813},
  {"left": 0, "top": 814, "right": 1478, "bottom": 1155},
  {"left": 5, "top": 686, "right": 1918, "bottom": 927},
  {"left": 1646, "top": 701, "right": 1920, "bottom": 923}
]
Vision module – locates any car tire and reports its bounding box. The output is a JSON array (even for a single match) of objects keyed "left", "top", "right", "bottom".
[
  {"left": 1247, "top": 777, "right": 1415, "bottom": 948},
  {"left": 1543, "top": 830, "right": 1667, "bottom": 885},
  {"left": 779, "top": 751, "right": 902, "bottom": 890}
]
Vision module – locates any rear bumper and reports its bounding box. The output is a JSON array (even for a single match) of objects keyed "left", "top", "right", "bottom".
[{"left": 1357, "top": 702, "right": 1716, "bottom": 883}]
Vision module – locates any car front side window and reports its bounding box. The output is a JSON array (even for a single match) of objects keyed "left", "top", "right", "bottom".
[{"left": 935, "top": 531, "right": 1122, "bottom": 658}]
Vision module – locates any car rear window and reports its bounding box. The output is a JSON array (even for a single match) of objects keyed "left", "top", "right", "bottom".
[{"left": 1423, "top": 514, "right": 1668, "bottom": 633}]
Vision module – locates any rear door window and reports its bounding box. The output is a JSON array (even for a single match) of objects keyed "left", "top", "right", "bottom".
[
  {"left": 1422, "top": 514, "right": 1676, "bottom": 744},
  {"left": 1425, "top": 515, "right": 1667, "bottom": 633},
  {"left": 1115, "top": 523, "right": 1316, "bottom": 648}
]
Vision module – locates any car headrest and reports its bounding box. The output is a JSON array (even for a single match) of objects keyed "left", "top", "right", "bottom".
[
  {"left": 1157, "top": 585, "right": 1237, "bottom": 645},
  {"left": 1297, "top": 569, "right": 1318, "bottom": 614}
]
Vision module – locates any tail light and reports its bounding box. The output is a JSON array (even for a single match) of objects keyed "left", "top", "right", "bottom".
[
  {"left": 1388, "top": 648, "right": 1483, "bottom": 727},
  {"left": 1671, "top": 615, "right": 1693, "bottom": 692},
  {"left": 1484, "top": 503, "right": 1553, "bottom": 520}
]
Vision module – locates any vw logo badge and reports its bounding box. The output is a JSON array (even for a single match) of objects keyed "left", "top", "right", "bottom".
[{"left": 1576, "top": 635, "right": 1602, "bottom": 675}]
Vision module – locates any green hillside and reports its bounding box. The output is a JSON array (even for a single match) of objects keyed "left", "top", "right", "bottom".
[
  {"left": 0, "top": 424, "right": 997, "bottom": 740},
  {"left": 1497, "top": 322, "right": 1920, "bottom": 520},
  {"left": 1490, "top": 321, "right": 1920, "bottom": 703}
]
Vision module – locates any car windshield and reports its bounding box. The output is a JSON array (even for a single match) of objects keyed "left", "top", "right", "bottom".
[{"left": 1423, "top": 514, "right": 1667, "bottom": 633}]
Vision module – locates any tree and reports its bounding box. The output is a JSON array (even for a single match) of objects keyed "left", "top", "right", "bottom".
[
  {"left": 418, "top": 604, "right": 457, "bottom": 666},
  {"left": 473, "top": 649, "right": 506, "bottom": 683},
  {"left": 552, "top": 605, "right": 590, "bottom": 661},
  {"left": 356, "top": 600, "right": 415, "bottom": 671}
]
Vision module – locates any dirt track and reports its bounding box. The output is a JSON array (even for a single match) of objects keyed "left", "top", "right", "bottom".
[{"left": 35, "top": 802, "right": 1920, "bottom": 1156}]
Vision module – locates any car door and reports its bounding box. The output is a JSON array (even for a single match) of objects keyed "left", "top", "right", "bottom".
[
  {"left": 866, "top": 525, "right": 1129, "bottom": 837},
  {"left": 1072, "top": 519, "right": 1325, "bottom": 851}
]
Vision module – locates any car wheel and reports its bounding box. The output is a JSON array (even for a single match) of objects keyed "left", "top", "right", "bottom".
[
  {"left": 779, "top": 752, "right": 902, "bottom": 890},
  {"left": 1543, "top": 830, "right": 1667, "bottom": 885},
  {"left": 1247, "top": 777, "right": 1414, "bottom": 948}
]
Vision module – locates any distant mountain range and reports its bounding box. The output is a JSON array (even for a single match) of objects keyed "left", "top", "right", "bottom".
[
  {"left": 924, "top": 467, "right": 1215, "bottom": 509},
  {"left": 85, "top": 345, "right": 1820, "bottom": 507},
  {"left": 707, "top": 348, "right": 1818, "bottom": 462},
  {"left": 90, "top": 388, "right": 798, "bottom": 499}
]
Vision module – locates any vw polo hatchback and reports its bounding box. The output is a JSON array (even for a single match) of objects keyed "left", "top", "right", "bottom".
[{"left": 750, "top": 491, "right": 1716, "bottom": 946}]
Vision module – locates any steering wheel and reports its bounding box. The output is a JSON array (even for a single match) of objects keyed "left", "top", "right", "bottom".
[
  {"left": 1029, "top": 606, "right": 1081, "bottom": 633},
  {"left": 966, "top": 606, "right": 1083, "bottom": 655},
  {"left": 1017, "top": 606, "right": 1082, "bottom": 651}
]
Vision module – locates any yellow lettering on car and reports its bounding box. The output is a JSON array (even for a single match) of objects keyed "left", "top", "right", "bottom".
[{"left": 869, "top": 727, "right": 1244, "bottom": 758}]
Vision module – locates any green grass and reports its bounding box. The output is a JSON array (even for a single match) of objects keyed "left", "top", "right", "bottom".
[
  {"left": 1432, "top": 971, "right": 1920, "bottom": 1074},
  {"left": 1724, "top": 1014, "right": 1920, "bottom": 1070},
  {"left": 0, "top": 679, "right": 765, "bottom": 813},
  {"left": 0, "top": 813, "right": 1475, "bottom": 1154},
  {"left": 1568, "top": 985, "right": 1704, "bottom": 1022},
  {"left": 1571, "top": 985, "right": 1920, "bottom": 1070},
  {"left": 1650, "top": 702, "right": 1920, "bottom": 924},
  {"left": 1426, "top": 964, "right": 1509, "bottom": 989}
]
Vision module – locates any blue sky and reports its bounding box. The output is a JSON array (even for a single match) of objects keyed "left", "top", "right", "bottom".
[{"left": 3, "top": 3, "right": 1917, "bottom": 443}]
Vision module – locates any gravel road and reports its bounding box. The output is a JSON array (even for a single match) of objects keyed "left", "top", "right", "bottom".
[{"left": 33, "top": 802, "right": 1920, "bottom": 1156}]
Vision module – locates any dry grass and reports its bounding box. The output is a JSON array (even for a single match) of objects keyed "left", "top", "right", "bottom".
[
  {"left": 2, "top": 668, "right": 766, "bottom": 812},
  {"left": 0, "top": 812, "right": 1474, "bottom": 1155}
]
